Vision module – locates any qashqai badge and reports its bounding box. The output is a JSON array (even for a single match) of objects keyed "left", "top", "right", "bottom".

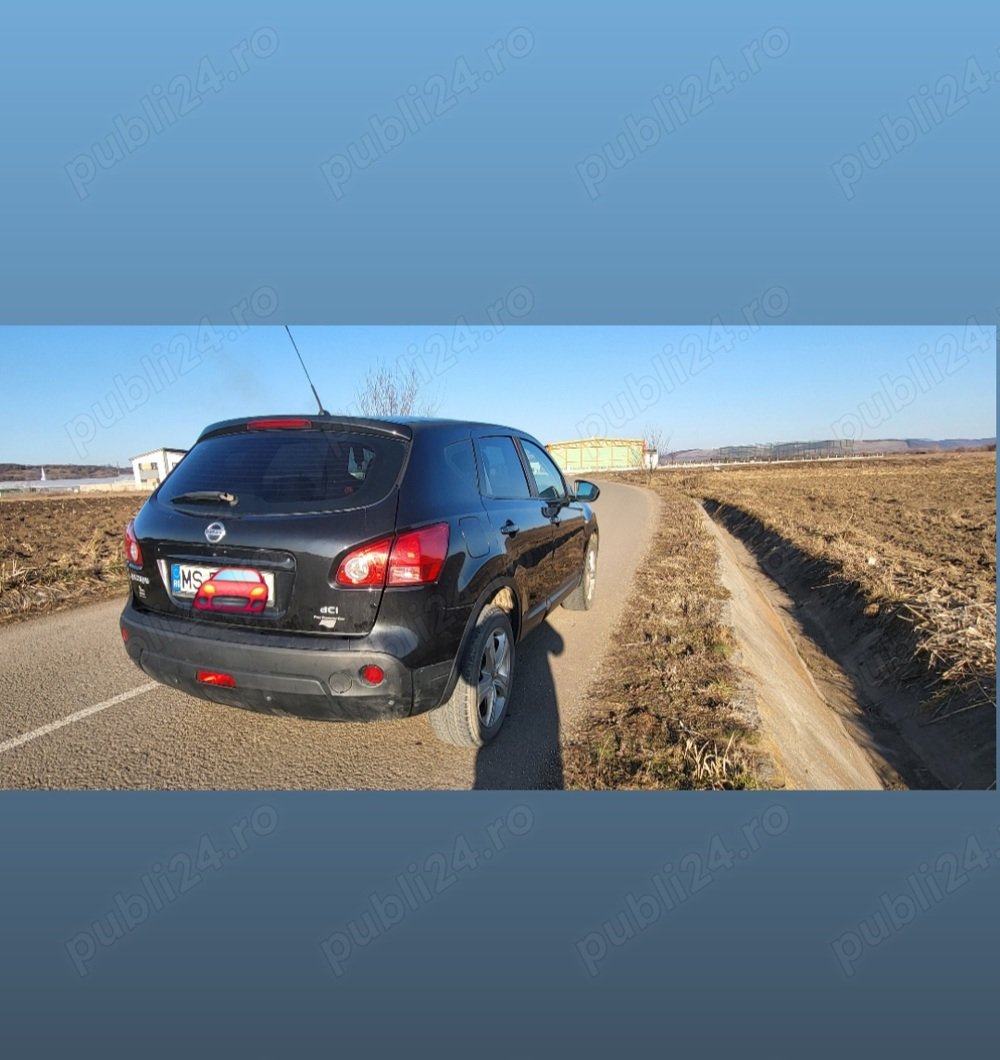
[{"left": 205, "top": 522, "right": 226, "bottom": 544}]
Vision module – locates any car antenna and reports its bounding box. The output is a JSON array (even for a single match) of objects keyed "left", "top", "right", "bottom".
[{"left": 284, "top": 324, "right": 330, "bottom": 415}]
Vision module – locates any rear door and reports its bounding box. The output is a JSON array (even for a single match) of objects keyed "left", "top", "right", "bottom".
[
  {"left": 130, "top": 422, "right": 408, "bottom": 635},
  {"left": 517, "top": 438, "right": 586, "bottom": 599},
  {"left": 474, "top": 434, "right": 552, "bottom": 620}
]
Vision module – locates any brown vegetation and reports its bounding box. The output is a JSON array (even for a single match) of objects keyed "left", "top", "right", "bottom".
[{"left": 565, "top": 484, "right": 769, "bottom": 789}]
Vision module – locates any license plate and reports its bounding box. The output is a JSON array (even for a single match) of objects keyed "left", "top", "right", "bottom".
[{"left": 170, "top": 564, "right": 276, "bottom": 606}]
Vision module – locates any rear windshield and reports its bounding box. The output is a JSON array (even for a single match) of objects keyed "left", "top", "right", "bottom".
[{"left": 158, "top": 430, "right": 407, "bottom": 515}]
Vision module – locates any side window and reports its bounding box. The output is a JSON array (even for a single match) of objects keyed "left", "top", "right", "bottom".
[
  {"left": 442, "top": 439, "right": 479, "bottom": 495},
  {"left": 477, "top": 436, "right": 532, "bottom": 500},
  {"left": 520, "top": 440, "right": 567, "bottom": 501}
]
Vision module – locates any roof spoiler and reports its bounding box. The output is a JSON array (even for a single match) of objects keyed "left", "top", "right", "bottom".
[{"left": 197, "top": 416, "right": 414, "bottom": 443}]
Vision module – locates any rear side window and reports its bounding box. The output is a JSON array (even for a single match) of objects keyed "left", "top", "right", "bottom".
[
  {"left": 158, "top": 430, "right": 407, "bottom": 514},
  {"left": 477, "top": 436, "right": 531, "bottom": 500},
  {"left": 443, "top": 439, "right": 480, "bottom": 495}
]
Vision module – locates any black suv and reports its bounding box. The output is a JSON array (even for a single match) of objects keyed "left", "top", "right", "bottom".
[{"left": 120, "top": 416, "right": 600, "bottom": 746}]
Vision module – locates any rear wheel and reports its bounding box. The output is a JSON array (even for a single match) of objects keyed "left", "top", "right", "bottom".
[
  {"left": 430, "top": 605, "right": 516, "bottom": 747},
  {"left": 563, "top": 536, "right": 598, "bottom": 611}
]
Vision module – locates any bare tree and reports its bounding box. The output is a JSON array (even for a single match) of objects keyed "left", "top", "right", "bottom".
[
  {"left": 641, "top": 424, "right": 669, "bottom": 483},
  {"left": 354, "top": 361, "right": 439, "bottom": 417}
]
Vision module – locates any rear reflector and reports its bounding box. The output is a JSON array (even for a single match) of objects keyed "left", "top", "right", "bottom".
[
  {"left": 360, "top": 665, "right": 385, "bottom": 686},
  {"left": 247, "top": 418, "right": 312, "bottom": 430},
  {"left": 120, "top": 627, "right": 129, "bottom": 642},
  {"left": 197, "top": 671, "right": 236, "bottom": 688}
]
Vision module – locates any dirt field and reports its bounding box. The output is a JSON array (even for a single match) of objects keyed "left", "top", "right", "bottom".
[
  {"left": 670, "top": 453, "right": 996, "bottom": 714},
  {"left": 0, "top": 493, "right": 144, "bottom": 623}
]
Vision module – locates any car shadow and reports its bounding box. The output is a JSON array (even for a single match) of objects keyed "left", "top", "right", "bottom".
[{"left": 473, "top": 620, "right": 565, "bottom": 790}]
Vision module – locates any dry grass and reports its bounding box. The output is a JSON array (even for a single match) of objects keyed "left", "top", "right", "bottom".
[
  {"left": 0, "top": 493, "right": 144, "bottom": 623},
  {"left": 565, "top": 484, "right": 769, "bottom": 790},
  {"left": 671, "top": 452, "right": 996, "bottom": 713}
]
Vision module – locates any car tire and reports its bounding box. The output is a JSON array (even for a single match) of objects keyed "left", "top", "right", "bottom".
[
  {"left": 562, "top": 537, "right": 598, "bottom": 611},
  {"left": 430, "top": 605, "right": 516, "bottom": 747}
]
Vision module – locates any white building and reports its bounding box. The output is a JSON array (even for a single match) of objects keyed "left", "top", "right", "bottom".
[{"left": 131, "top": 447, "right": 187, "bottom": 487}]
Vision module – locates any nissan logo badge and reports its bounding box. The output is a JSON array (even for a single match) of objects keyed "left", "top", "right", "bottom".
[{"left": 205, "top": 522, "right": 226, "bottom": 544}]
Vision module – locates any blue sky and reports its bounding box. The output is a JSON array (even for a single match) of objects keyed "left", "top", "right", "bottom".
[{"left": 0, "top": 324, "right": 994, "bottom": 465}]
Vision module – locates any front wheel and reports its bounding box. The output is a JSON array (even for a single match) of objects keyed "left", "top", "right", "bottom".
[
  {"left": 563, "top": 537, "right": 598, "bottom": 611},
  {"left": 430, "top": 605, "right": 516, "bottom": 747}
]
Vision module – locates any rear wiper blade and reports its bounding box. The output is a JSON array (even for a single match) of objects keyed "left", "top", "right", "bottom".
[{"left": 169, "top": 490, "right": 238, "bottom": 506}]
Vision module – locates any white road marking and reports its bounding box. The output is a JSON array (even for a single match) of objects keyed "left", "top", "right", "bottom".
[{"left": 0, "top": 682, "right": 159, "bottom": 755}]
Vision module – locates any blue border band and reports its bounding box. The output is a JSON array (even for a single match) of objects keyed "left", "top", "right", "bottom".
[{"left": 1, "top": 4, "right": 997, "bottom": 1054}]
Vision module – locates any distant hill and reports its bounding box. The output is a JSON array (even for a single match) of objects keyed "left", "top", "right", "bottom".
[
  {"left": 0, "top": 463, "right": 128, "bottom": 482},
  {"left": 898, "top": 438, "right": 996, "bottom": 451},
  {"left": 664, "top": 438, "right": 996, "bottom": 463}
]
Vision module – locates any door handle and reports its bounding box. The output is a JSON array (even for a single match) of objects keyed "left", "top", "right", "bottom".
[{"left": 500, "top": 520, "right": 519, "bottom": 536}]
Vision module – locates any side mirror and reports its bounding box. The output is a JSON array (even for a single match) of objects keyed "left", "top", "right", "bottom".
[{"left": 574, "top": 479, "right": 600, "bottom": 502}]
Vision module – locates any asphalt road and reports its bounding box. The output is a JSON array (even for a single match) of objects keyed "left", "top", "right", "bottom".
[{"left": 0, "top": 481, "right": 656, "bottom": 790}]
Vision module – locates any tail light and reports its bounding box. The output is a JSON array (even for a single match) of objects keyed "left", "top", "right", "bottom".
[
  {"left": 335, "top": 537, "right": 392, "bottom": 587},
  {"left": 124, "top": 520, "right": 143, "bottom": 567},
  {"left": 388, "top": 523, "right": 449, "bottom": 586},
  {"left": 334, "top": 524, "right": 449, "bottom": 588}
]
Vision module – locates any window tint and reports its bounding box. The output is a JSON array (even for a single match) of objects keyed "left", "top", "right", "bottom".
[
  {"left": 477, "top": 436, "right": 532, "bottom": 500},
  {"left": 442, "top": 439, "right": 479, "bottom": 495},
  {"left": 158, "top": 430, "right": 406, "bottom": 514},
  {"left": 520, "top": 440, "right": 567, "bottom": 501}
]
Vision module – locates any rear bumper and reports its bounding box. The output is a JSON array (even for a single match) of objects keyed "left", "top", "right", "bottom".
[{"left": 120, "top": 601, "right": 452, "bottom": 721}]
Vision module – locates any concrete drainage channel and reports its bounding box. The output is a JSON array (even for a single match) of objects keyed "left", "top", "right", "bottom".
[{"left": 698, "top": 501, "right": 995, "bottom": 791}]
